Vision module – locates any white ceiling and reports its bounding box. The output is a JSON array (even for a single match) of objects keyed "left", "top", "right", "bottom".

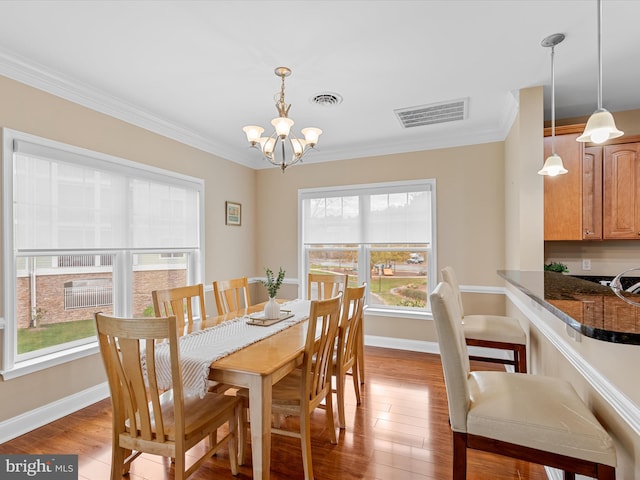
[{"left": 0, "top": 0, "right": 639, "bottom": 170}]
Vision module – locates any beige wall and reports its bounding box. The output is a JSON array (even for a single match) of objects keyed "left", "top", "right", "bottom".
[
  {"left": 0, "top": 75, "right": 257, "bottom": 421},
  {"left": 504, "top": 86, "right": 545, "bottom": 271},
  {"left": 255, "top": 143, "right": 508, "bottom": 340}
]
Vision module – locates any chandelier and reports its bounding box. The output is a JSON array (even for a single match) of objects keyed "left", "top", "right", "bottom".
[{"left": 243, "top": 67, "right": 322, "bottom": 172}]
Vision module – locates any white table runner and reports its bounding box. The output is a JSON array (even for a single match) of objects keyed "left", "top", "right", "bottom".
[{"left": 154, "top": 299, "right": 310, "bottom": 397}]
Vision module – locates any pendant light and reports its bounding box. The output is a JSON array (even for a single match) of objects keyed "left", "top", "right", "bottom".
[
  {"left": 577, "top": 0, "right": 623, "bottom": 143},
  {"left": 538, "top": 33, "right": 568, "bottom": 176}
]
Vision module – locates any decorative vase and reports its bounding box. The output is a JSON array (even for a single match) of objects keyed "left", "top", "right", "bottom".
[{"left": 263, "top": 297, "right": 281, "bottom": 319}]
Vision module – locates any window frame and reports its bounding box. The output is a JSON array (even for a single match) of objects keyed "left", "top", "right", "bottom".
[
  {"left": 298, "top": 179, "right": 437, "bottom": 317},
  {"left": 1, "top": 128, "right": 205, "bottom": 378}
]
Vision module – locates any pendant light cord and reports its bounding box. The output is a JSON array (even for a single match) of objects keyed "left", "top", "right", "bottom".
[
  {"left": 597, "top": 0, "right": 603, "bottom": 110},
  {"left": 551, "top": 44, "right": 556, "bottom": 155}
]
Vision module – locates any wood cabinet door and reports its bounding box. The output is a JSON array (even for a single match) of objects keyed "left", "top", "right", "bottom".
[
  {"left": 544, "top": 133, "right": 583, "bottom": 240},
  {"left": 603, "top": 143, "right": 640, "bottom": 239},
  {"left": 582, "top": 146, "right": 603, "bottom": 239}
]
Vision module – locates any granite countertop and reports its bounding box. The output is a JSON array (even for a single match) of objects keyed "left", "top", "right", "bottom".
[{"left": 499, "top": 270, "right": 640, "bottom": 345}]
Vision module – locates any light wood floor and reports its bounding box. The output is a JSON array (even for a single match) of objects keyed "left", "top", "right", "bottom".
[{"left": 0, "top": 347, "right": 548, "bottom": 479}]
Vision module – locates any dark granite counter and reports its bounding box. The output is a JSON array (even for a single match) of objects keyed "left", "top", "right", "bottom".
[{"left": 498, "top": 270, "right": 640, "bottom": 345}]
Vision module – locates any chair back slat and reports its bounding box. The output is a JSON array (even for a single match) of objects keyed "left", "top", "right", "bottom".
[
  {"left": 152, "top": 284, "right": 206, "bottom": 334},
  {"left": 96, "top": 314, "right": 182, "bottom": 443},
  {"left": 303, "top": 294, "right": 342, "bottom": 408},
  {"left": 213, "top": 277, "right": 251, "bottom": 314},
  {"left": 338, "top": 284, "right": 366, "bottom": 371},
  {"left": 307, "top": 273, "right": 347, "bottom": 300},
  {"left": 430, "top": 282, "right": 471, "bottom": 433}
]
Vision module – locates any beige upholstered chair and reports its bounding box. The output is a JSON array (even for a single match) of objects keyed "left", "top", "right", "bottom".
[
  {"left": 307, "top": 272, "right": 347, "bottom": 300},
  {"left": 152, "top": 284, "right": 206, "bottom": 335},
  {"left": 238, "top": 294, "right": 342, "bottom": 480},
  {"left": 333, "top": 283, "right": 366, "bottom": 429},
  {"left": 430, "top": 282, "right": 616, "bottom": 480},
  {"left": 213, "top": 277, "right": 251, "bottom": 314},
  {"left": 441, "top": 266, "right": 527, "bottom": 372},
  {"left": 95, "top": 313, "right": 240, "bottom": 480}
]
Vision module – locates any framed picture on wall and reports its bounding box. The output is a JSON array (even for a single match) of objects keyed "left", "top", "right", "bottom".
[{"left": 225, "top": 201, "right": 241, "bottom": 226}]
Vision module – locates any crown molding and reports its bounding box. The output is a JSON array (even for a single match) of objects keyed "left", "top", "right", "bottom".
[{"left": 0, "top": 48, "right": 257, "bottom": 167}]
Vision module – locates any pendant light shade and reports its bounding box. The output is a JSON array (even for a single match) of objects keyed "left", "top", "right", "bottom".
[
  {"left": 538, "top": 33, "right": 567, "bottom": 176},
  {"left": 577, "top": 0, "right": 623, "bottom": 144},
  {"left": 576, "top": 108, "right": 623, "bottom": 143},
  {"left": 538, "top": 153, "right": 568, "bottom": 176}
]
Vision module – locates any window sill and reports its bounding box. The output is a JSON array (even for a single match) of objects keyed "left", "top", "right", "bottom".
[
  {"left": 364, "top": 306, "right": 433, "bottom": 321},
  {"left": 0, "top": 342, "right": 100, "bottom": 380}
]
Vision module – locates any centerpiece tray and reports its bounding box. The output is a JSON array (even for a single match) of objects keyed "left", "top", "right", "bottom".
[{"left": 247, "top": 310, "right": 293, "bottom": 326}]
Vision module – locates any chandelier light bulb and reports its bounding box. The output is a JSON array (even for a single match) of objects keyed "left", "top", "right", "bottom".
[
  {"left": 271, "top": 116, "right": 294, "bottom": 138},
  {"left": 242, "top": 125, "right": 264, "bottom": 145},
  {"left": 301, "top": 127, "right": 323, "bottom": 147}
]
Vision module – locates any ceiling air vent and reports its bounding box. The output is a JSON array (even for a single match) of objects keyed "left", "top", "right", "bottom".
[
  {"left": 310, "top": 92, "right": 343, "bottom": 107},
  {"left": 395, "top": 98, "right": 468, "bottom": 128}
]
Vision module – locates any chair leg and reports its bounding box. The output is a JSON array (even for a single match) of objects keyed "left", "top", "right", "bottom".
[
  {"left": 452, "top": 432, "right": 467, "bottom": 480},
  {"left": 337, "top": 370, "right": 347, "bottom": 429},
  {"left": 300, "top": 410, "right": 314, "bottom": 480},
  {"left": 563, "top": 472, "right": 575, "bottom": 480},
  {"left": 325, "top": 389, "right": 338, "bottom": 445},
  {"left": 515, "top": 345, "right": 527, "bottom": 373},
  {"left": 357, "top": 329, "right": 365, "bottom": 384},
  {"left": 111, "top": 445, "right": 126, "bottom": 480},
  {"left": 228, "top": 403, "right": 239, "bottom": 476},
  {"left": 238, "top": 399, "right": 248, "bottom": 466},
  {"left": 351, "top": 363, "right": 361, "bottom": 406}
]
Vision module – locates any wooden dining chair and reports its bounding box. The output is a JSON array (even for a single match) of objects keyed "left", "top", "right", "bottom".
[
  {"left": 307, "top": 272, "right": 347, "bottom": 300},
  {"left": 213, "top": 277, "right": 251, "bottom": 315},
  {"left": 333, "top": 283, "right": 366, "bottom": 429},
  {"left": 95, "top": 312, "right": 241, "bottom": 480},
  {"left": 151, "top": 284, "right": 206, "bottom": 335},
  {"left": 441, "top": 266, "right": 528, "bottom": 373},
  {"left": 237, "top": 294, "right": 342, "bottom": 480},
  {"left": 430, "top": 282, "right": 616, "bottom": 480}
]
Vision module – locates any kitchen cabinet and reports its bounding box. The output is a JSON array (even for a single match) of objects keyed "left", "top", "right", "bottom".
[
  {"left": 603, "top": 142, "right": 640, "bottom": 239},
  {"left": 543, "top": 128, "right": 602, "bottom": 240},
  {"left": 543, "top": 132, "right": 584, "bottom": 240}
]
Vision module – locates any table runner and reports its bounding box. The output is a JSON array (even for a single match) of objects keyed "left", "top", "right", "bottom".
[{"left": 153, "top": 299, "right": 310, "bottom": 397}]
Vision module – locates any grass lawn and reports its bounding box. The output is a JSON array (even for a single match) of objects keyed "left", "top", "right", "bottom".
[{"left": 18, "top": 318, "right": 96, "bottom": 354}]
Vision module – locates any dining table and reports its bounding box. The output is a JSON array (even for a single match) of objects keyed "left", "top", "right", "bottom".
[{"left": 200, "top": 300, "right": 312, "bottom": 480}]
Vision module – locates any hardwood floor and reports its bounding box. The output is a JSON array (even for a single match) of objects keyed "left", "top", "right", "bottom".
[{"left": 0, "top": 347, "right": 548, "bottom": 479}]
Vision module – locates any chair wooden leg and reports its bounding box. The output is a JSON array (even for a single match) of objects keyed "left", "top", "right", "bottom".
[
  {"left": 337, "top": 370, "right": 347, "bottom": 429},
  {"left": 357, "top": 328, "right": 365, "bottom": 384},
  {"left": 228, "top": 403, "right": 239, "bottom": 476},
  {"left": 325, "top": 389, "right": 338, "bottom": 444},
  {"left": 351, "top": 364, "right": 361, "bottom": 406},
  {"left": 452, "top": 431, "right": 467, "bottom": 480},
  {"left": 300, "top": 410, "right": 314, "bottom": 480},
  {"left": 516, "top": 344, "right": 527, "bottom": 373},
  {"left": 238, "top": 399, "right": 248, "bottom": 466}
]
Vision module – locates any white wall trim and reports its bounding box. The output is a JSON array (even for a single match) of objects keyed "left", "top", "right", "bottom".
[
  {"left": 505, "top": 288, "right": 640, "bottom": 437},
  {"left": 0, "top": 382, "right": 109, "bottom": 444},
  {"left": 364, "top": 335, "right": 439, "bottom": 354}
]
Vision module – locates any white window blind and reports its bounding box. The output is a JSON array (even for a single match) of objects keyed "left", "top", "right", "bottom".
[
  {"left": 13, "top": 140, "right": 200, "bottom": 252},
  {"left": 302, "top": 181, "right": 432, "bottom": 244}
]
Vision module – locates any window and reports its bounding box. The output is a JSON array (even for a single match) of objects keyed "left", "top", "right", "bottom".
[
  {"left": 299, "top": 179, "right": 436, "bottom": 314},
  {"left": 2, "top": 129, "right": 204, "bottom": 375}
]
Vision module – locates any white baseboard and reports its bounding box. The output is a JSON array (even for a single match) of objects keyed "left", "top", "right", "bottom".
[
  {"left": 0, "top": 382, "right": 109, "bottom": 444},
  {"left": 364, "top": 335, "right": 439, "bottom": 354}
]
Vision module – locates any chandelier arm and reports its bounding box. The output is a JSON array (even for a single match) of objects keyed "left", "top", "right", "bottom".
[{"left": 597, "top": 0, "right": 603, "bottom": 110}]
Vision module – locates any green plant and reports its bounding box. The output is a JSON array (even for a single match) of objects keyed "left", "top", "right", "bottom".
[
  {"left": 544, "top": 261, "right": 569, "bottom": 273},
  {"left": 262, "top": 267, "right": 285, "bottom": 298}
]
